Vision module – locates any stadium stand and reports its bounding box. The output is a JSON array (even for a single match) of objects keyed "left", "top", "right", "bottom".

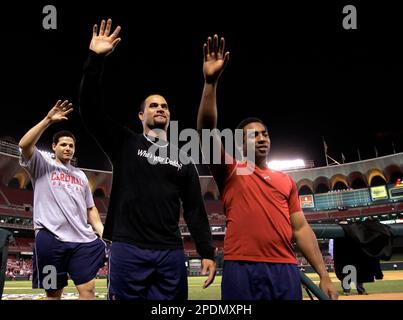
[{"left": 0, "top": 185, "right": 33, "bottom": 207}]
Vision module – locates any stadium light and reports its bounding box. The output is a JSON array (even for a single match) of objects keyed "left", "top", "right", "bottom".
[{"left": 267, "top": 159, "right": 307, "bottom": 171}]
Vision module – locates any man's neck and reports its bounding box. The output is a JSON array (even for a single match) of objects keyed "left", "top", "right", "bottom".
[
  {"left": 248, "top": 157, "right": 268, "bottom": 170},
  {"left": 256, "top": 160, "right": 268, "bottom": 170},
  {"left": 56, "top": 158, "right": 70, "bottom": 166},
  {"left": 144, "top": 127, "right": 168, "bottom": 141},
  {"left": 243, "top": 158, "right": 268, "bottom": 170}
]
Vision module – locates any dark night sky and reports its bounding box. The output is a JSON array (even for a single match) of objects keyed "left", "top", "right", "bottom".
[{"left": 2, "top": 1, "right": 403, "bottom": 171}]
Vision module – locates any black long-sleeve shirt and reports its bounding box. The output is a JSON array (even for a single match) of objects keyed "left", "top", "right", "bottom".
[{"left": 79, "top": 51, "right": 214, "bottom": 260}]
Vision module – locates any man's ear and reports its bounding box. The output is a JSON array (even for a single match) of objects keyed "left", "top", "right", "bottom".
[
  {"left": 52, "top": 143, "right": 56, "bottom": 152},
  {"left": 138, "top": 111, "right": 144, "bottom": 121}
]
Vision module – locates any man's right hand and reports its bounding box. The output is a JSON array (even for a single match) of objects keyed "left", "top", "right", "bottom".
[
  {"left": 203, "top": 34, "right": 230, "bottom": 84},
  {"left": 90, "top": 18, "right": 121, "bottom": 56},
  {"left": 19, "top": 99, "right": 73, "bottom": 161},
  {"left": 46, "top": 100, "right": 73, "bottom": 123}
]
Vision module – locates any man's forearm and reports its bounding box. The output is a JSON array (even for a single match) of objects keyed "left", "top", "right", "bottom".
[
  {"left": 19, "top": 117, "right": 52, "bottom": 158},
  {"left": 197, "top": 82, "right": 218, "bottom": 130},
  {"left": 185, "top": 212, "right": 215, "bottom": 260},
  {"left": 88, "top": 207, "right": 104, "bottom": 237},
  {"left": 79, "top": 52, "right": 105, "bottom": 122},
  {"left": 295, "top": 226, "right": 329, "bottom": 278},
  {"left": 91, "top": 222, "right": 104, "bottom": 238}
]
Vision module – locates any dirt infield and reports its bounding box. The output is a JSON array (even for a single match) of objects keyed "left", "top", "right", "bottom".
[
  {"left": 305, "top": 271, "right": 403, "bottom": 300},
  {"left": 377, "top": 271, "right": 403, "bottom": 281}
]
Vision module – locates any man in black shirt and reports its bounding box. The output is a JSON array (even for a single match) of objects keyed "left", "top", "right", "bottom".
[{"left": 79, "top": 18, "right": 216, "bottom": 300}]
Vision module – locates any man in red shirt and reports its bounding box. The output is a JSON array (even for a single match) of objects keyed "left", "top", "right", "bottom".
[{"left": 197, "top": 35, "right": 338, "bottom": 300}]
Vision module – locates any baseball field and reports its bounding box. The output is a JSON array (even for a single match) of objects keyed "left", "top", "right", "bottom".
[{"left": 2, "top": 271, "right": 403, "bottom": 300}]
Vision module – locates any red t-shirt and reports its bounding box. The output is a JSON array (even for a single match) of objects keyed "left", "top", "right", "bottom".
[{"left": 212, "top": 157, "right": 301, "bottom": 264}]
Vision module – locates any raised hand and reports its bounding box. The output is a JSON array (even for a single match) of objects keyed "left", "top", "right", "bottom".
[
  {"left": 46, "top": 100, "right": 73, "bottom": 123},
  {"left": 203, "top": 34, "right": 230, "bottom": 84},
  {"left": 90, "top": 18, "right": 121, "bottom": 56}
]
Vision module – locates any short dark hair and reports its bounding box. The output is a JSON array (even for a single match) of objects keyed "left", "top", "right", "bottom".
[
  {"left": 236, "top": 117, "right": 268, "bottom": 131},
  {"left": 140, "top": 98, "right": 147, "bottom": 112},
  {"left": 52, "top": 130, "right": 76, "bottom": 145}
]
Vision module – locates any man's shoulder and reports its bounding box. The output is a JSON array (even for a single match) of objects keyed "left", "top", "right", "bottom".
[
  {"left": 268, "top": 169, "right": 295, "bottom": 183},
  {"left": 33, "top": 149, "right": 53, "bottom": 164},
  {"left": 269, "top": 168, "right": 288, "bottom": 177},
  {"left": 131, "top": 132, "right": 148, "bottom": 143},
  {"left": 71, "top": 166, "right": 89, "bottom": 179}
]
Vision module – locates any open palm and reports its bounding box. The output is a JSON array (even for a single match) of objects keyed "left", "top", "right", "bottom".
[
  {"left": 203, "top": 35, "right": 229, "bottom": 83},
  {"left": 90, "top": 19, "right": 121, "bottom": 56},
  {"left": 47, "top": 100, "right": 73, "bottom": 123}
]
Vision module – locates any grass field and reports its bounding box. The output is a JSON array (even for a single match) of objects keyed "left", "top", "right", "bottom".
[{"left": 2, "top": 271, "right": 403, "bottom": 300}]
